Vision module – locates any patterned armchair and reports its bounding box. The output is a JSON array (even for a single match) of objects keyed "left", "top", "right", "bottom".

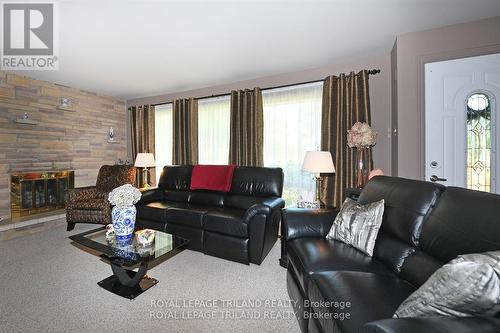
[{"left": 66, "top": 165, "right": 136, "bottom": 231}]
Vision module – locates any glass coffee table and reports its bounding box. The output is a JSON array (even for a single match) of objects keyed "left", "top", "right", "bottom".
[{"left": 69, "top": 227, "right": 189, "bottom": 299}]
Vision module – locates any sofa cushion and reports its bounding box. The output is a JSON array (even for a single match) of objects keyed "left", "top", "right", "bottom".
[
  {"left": 420, "top": 187, "right": 500, "bottom": 263},
  {"left": 164, "top": 190, "right": 190, "bottom": 203},
  {"left": 308, "top": 271, "right": 415, "bottom": 333},
  {"left": 204, "top": 208, "right": 248, "bottom": 238},
  {"left": 287, "top": 238, "right": 395, "bottom": 292},
  {"left": 189, "top": 191, "right": 225, "bottom": 207},
  {"left": 358, "top": 176, "right": 444, "bottom": 275},
  {"left": 229, "top": 166, "right": 283, "bottom": 197},
  {"left": 165, "top": 203, "right": 211, "bottom": 228},
  {"left": 358, "top": 176, "right": 444, "bottom": 248},
  {"left": 158, "top": 165, "right": 193, "bottom": 191},
  {"left": 164, "top": 222, "right": 204, "bottom": 252},
  {"left": 399, "top": 249, "right": 444, "bottom": 288},
  {"left": 225, "top": 194, "right": 267, "bottom": 210},
  {"left": 136, "top": 201, "right": 184, "bottom": 222}
]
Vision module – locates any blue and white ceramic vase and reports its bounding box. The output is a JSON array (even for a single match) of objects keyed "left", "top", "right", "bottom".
[{"left": 111, "top": 205, "right": 136, "bottom": 242}]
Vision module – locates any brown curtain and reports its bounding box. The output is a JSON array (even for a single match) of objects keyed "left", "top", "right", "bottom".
[
  {"left": 229, "top": 88, "right": 264, "bottom": 166},
  {"left": 172, "top": 98, "right": 198, "bottom": 165},
  {"left": 320, "top": 70, "right": 373, "bottom": 208},
  {"left": 128, "top": 104, "right": 155, "bottom": 186}
]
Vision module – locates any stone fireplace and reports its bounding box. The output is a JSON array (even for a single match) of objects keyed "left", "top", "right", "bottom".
[{"left": 10, "top": 171, "right": 75, "bottom": 219}]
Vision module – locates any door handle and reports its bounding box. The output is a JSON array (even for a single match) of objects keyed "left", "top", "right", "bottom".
[{"left": 430, "top": 175, "right": 447, "bottom": 182}]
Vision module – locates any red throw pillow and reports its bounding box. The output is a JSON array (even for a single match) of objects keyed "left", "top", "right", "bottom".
[{"left": 190, "top": 165, "right": 237, "bottom": 192}]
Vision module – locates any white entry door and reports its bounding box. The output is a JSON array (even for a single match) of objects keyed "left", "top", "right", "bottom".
[{"left": 425, "top": 53, "right": 500, "bottom": 193}]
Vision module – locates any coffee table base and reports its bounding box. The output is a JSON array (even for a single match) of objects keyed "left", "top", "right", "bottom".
[{"left": 97, "top": 274, "right": 158, "bottom": 300}]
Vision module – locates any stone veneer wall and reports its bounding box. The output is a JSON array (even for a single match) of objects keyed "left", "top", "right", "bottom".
[{"left": 0, "top": 72, "right": 127, "bottom": 220}]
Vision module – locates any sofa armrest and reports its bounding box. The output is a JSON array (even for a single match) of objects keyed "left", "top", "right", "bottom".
[
  {"left": 361, "top": 317, "right": 500, "bottom": 333},
  {"left": 281, "top": 208, "right": 338, "bottom": 241},
  {"left": 243, "top": 197, "right": 285, "bottom": 264},
  {"left": 137, "top": 187, "right": 164, "bottom": 205},
  {"left": 244, "top": 197, "right": 285, "bottom": 222},
  {"left": 68, "top": 186, "right": 102, "bottom": 202}
]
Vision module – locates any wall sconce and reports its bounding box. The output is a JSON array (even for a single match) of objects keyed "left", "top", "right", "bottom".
[
  {"left": 107, "top": 127, "right": 119, "bottom": 143},
  {"left": 108, "top": 127, "right": 115, "bottom": 141},
  {"left": 60, "top": 97, "right": 71, "bottom": 108}
]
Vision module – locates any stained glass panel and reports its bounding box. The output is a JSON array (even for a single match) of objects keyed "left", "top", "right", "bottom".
[{"left": 466, "top": 93, "right": 491, "bottom": 192}]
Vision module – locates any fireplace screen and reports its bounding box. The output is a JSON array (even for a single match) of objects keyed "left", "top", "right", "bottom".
[{"left": 11, "top": 171, "right": 74, "bottom": 218}]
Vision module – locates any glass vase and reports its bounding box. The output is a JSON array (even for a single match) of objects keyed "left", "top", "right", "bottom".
[{"left": 356, "top": 148, "right": 369, "bottom": 188}]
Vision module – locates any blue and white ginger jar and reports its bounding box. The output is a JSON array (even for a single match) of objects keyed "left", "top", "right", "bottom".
[{"left": 111, "top": 205, "right": 136, "bottom": 242}]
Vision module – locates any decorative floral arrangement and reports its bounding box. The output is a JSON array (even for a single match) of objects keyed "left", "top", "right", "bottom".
[
  {"left": 347, "top": 122, "right": 377, "bottom": 148},
  {"left": 108, "top": 184, "right": 141, "bottom": 209}
]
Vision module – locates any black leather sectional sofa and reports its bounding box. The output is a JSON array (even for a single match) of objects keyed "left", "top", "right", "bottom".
[
  {"left": 282, "top": 176, "right": 500, "bottom": 333},
  {"left": 136, "top": 165, "right": 285, "bottom": 265}
]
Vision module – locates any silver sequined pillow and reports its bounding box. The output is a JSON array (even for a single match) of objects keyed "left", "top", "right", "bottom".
[
  {"left": 326, "top": 198, "right": 384, "bottom": 256},
  {"left": 394, "top": 251, "right": 500, "bottom": 318}
]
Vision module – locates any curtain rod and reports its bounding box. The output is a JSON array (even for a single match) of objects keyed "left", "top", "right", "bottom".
[{"left": 152, "top": 69, "right": 380, "bottom": 106}]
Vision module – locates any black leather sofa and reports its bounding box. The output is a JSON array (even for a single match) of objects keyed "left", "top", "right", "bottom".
[
  {"left": 281, "top": 176, "right": 500, "bottom": 333},
  {"left": 136, "top": 165, "right": 285, "bottom": 265}
]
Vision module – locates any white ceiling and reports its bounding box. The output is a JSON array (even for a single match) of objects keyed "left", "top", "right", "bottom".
[{"left": 11, "top": 0, "right": 500, "bottom": 100}]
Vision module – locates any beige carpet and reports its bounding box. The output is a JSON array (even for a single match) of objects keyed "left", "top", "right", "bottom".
[{"left": 0, "top": 222, "right": 300, "bottom": 333}]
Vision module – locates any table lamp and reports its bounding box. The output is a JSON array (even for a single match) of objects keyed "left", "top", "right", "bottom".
[
  {"left": 134, "top": 153, "right": 155, "bottom": 188},
  {"left": 302, "top": 151, "right": 335, "bottom": 203}
]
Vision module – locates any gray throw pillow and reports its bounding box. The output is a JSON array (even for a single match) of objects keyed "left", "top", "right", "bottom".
[
  {"left": 394, "top": 251, "right": 500, "bottom": 318},
  {"left": 326, "top": 198, "right": 384, "bottom": 256}
]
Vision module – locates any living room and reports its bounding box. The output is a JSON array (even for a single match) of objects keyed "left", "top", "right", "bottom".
[{"left": 1, "top": 1, "right": 500, "bottom": 332}]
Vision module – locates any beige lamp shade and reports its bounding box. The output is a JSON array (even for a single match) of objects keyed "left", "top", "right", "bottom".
[
  {"left": 134, "top": 153, "right": 155, "bottom": 168},
  {"left": 302, "top": 151, "right": 335, "bottom": 174}
]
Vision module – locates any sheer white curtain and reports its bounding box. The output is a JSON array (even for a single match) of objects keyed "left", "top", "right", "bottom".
[
  {"left": 263, "top": 82, "right": 323, "bottom": 206},
  {"left": 154, "top": 103, "right": 173, "bottom": 182},
  {"left": 198, "top": 95, "right": 230, "bottom": 164}
]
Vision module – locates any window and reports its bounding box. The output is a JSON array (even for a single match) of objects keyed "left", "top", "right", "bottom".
[
  {"left": 466, "top": 93, "right": 493, "bottom": 192},
  {"left": 198, "top": 96, "right": 231, "bottom": 164},
  {"left": 154, "top": 84, "right": 323, "bottom": 203},
  {"left": 154, "top": 103, "right": 173, "bottom": 183},
  {"left": 263, "top": 82, "right": 323, "bottom": 206}
]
